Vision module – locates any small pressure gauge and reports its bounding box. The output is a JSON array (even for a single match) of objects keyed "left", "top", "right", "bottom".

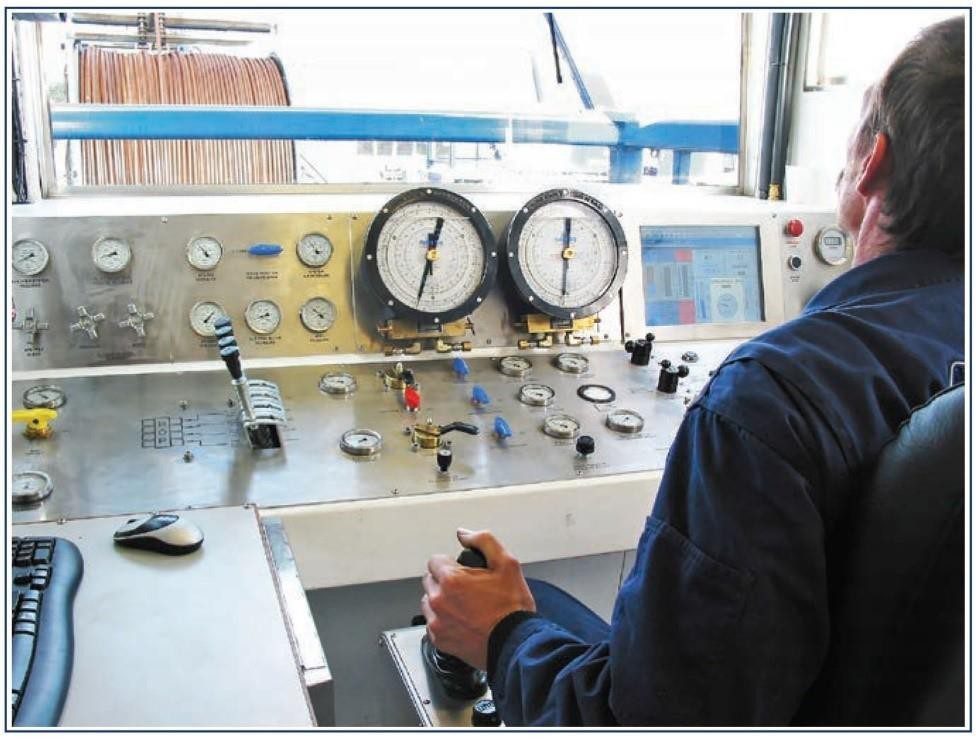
[
  {"left": 577, "top": 384, "right": 616, "bottom": 404},
  {"left": 606, "top": 409, "right": 645, "bottom": 434},
  {"left": 244, "top": 299, "right": 282, "bottom": 335},
  {"left": 189, "top": 300, "right": 227, "bottom": 337},
  {"left": 518, "top": 383, "right": 555, "bottom": 407},
  {"left": 340, "top": 428, "right": 382, "bottom": 456},
  {"left": 815, "top": 226, "right": 851, "bottom": 266},
  {"left": 297, "top": 233, "right": 334, "bottom": 268},
  {"left": 554, "top": 352, "right": 589, "bottom": 374},
  {"left": 300, "top": 297, "right": 337, "bottom": 333},
  {"left": 186, "top": 236, "right": 223, "bottom": 270},
  {"left": 23, "top": 384, "right": 66, "bottom": 410},
  {"left": 12, "top": 239, "right": 50, "bottom": 276},
  {"left": 12, "top": 470, "right": 53, "bottom": 505},
  {"left": 319, "top": 372, "right": 357, "bottom": 396},
  {"left": 498, "top": 355, "right": 533, "bottom": 377},
  {"left": 92, "top": 237, "right": 132, "bottom": 273},
  {"left": 543, "top": 414, "right": 581, "bottom": 440}
]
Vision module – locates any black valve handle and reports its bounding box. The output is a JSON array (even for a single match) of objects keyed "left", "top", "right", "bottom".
[
  {"left": 220, "top": 344, "right": 243, "bottom": 380},
  {"left": 439, "top": 422, "right": 479, "bottom": 436}
]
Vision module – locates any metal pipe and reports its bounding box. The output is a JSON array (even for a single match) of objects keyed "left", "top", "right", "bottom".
[
  {"left": 71, "top": 32, "right": 258, "bottom": 47},
  {"left": 69, "top": 12, "right": 272, "bottom": 34},
  {"left": 757, "top": 13, "right": 787, "bottom": 199},
  {"left": 770, "top": 14, "right": 801, "bottom": 199}
]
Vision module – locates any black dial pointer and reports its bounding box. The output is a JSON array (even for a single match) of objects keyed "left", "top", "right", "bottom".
[
  {"left": 417, "top": 217, "right": 445, "bottom": 301},
  {"left": 561, "top": 217, "right": 572, "bottom": 299}
]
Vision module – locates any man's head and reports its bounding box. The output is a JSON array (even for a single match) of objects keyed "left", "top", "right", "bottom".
[{"left": 837, "top": 16, "right": 964, "bottom": 263}]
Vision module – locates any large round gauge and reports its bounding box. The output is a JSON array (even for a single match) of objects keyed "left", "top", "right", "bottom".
[
  {"left": 362, "top": 188, "right": 497, "bottom": 325},
  {"left": 23, "top": 384, "right": 66, "bottom": 410},
  {"left": 297, "top": 233, "right": 334, "bottom": 268},
  {"left": 505, "top": 189, "right": 627, "bottom": 319},
  {"left": 498, "top": 355, "right": 533, "bottom": 378},
  {"left": 300, "top": 297, "right": 337, "bottom": 333},
  {"left": 245, "top": 299, "right": 282, "bottom": 335},
  {"left": 543, "top": 414, "right": 581, "bottom": 440},
  {"left": 340, "top": 428, "right": 382, "bottom": 456},
  {"left": 518, "top": 383, "right": 555, "bottom": 407},
  {"left": 12, "top": 239, "right": 50, "bottom": 276},
  {"left": 319, "top": 372, "right": 357, "bottom": 396},
  {"left": 815, "top": 226, "right": 851, "bottom": 266},
  {"left": 189, "top": 300, "right": 227, "bottom": 337},
  {"left": 186, "top": 236, "right": 223, "bottom": 270},
  {"left": 92, "top": 237, "right": 132, "bottom": 273},
  {"left": 12, "top": 470, "right": 53, "bottom": 505}
]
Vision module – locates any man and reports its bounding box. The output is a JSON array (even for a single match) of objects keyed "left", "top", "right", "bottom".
[{"left": 421, "top": 16, "right": 964, "bottom": 725}]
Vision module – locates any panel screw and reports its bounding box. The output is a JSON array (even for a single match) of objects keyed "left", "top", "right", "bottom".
[
  {"left": 183, "top": 451, "right": 194, "bottom": 463},
  {"left": 179, "top": 400, "right": 188, "bottom": 410},
  {"left": 227, "top": 398, "right": 236, "bottom": 408}
]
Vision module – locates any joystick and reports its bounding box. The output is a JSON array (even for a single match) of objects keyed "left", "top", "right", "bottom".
[
  {"left": 624, "top": 333, "right": 655, "bottom": 365},
  {"left": 657, "top": 359, "right": 690, "bottom": 394}
]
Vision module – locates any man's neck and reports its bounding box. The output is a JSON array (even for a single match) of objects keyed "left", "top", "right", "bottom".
[{"left": 852, "top": 199, "right": 895, "bottom": 266}]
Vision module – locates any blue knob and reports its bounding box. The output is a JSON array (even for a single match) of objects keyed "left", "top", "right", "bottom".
[
  {"left": 493, "top": 416, "right": 512, "bottom": 440},
  {"left": 248, "top": 243, "right": 283, "bottom": 256},
  {"left": 452, "top": 357, "right": 470, "bottom": 378},
  {"left": 472, "top": 385, "right": 491, "bottom": 406}
]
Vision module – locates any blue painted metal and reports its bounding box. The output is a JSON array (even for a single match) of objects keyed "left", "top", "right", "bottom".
[
  {"left": 609, "top": 146, "right": 643, "bottom": 184},
  {"left": 622, "top": 121, "right": 739, "bottom": 153},
  {"left": 248, "top": 243, "right": 283, "bottom": 256},
  {"left": 672, "top": 151, "right": 693, "bottom": 185}
]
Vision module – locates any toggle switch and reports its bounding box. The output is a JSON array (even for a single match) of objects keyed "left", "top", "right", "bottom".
[
  {"left": 452, "top": 357, "right": 470, "bottom": 379},
  {"left": 404, "top": 386, "right": 421, "bottom": 412},
  {"left": 493, "top": 416, "right": 512, "bottom": 440},
  {"left": 471, "top": 386, "right": 491, "bottom": 407},
  {"left": 12, "top": 408, "right": 58, "bottom": 439}
]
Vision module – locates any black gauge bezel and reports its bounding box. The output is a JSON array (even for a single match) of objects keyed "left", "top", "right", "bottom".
[
  {"left": 577, "top": 384, "right": 616, "bottom": 404},
  {"left": 504, "top": 188, "right": 628, "bottom": 320},
  {"left": 362, "top": 187, "right": 498, "bottom": 326}
]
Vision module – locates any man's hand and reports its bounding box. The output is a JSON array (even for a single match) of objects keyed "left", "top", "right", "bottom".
[{"left": 421, "top": 528, "right": 536, "bottom": 671}]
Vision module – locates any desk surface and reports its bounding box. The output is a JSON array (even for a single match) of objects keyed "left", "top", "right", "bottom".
[{"left": 15, "top": 506, "right": 313, "bottom": 727}]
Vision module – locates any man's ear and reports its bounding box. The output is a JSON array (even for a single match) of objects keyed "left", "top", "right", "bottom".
[{"left": 855, "top": 132, "right": 890, "bottom": 197}]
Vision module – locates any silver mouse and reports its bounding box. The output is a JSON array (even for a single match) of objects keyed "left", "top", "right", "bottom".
[{"left": 113, "top": 514, "right": 204, "bottom": 555}]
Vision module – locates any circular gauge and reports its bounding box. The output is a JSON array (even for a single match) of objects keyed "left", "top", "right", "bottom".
[
  {"left": 186, "top": 236, "right": 223, "bottom": 271},
  {"left": 92, "top": 237, "right": 132, "bottom": 273},
  {"left": 505, "top": 189, "right": 627, "bottom": 319},
  {"left": 297, "top": 233, "right": 334, "bottom": 268},
  {"left": 340, "top": 428, "right": 382, "bottom": 456},
  {"left": 300, "top": 297, "right": 337, "bottom": 333},
  {"left": 606, "top": 408, "right": 645, "bottom": 434},
  {"left": 244, "top": 299, "right": 282, "bottom": 335},
  {"left": 12, "top": 470, "right": 53, "bottom": 505},
  {"left": 189, "top": 300, "right": 228, "bottom": 337},
  {"left": 12, "top": 239, "right": 50, "bottom": 276},
  {"left": 577, "top": 384, "right": 616, "bottom": 404},
  {"left": 815, "top": 226, "right": 851, "bottom": 266},
  {"left": 518, "top": 383, "right": 555, "bottom": 407},
  {"left": 543, "top": 414, "right": 581, "bottom": 440},
  {"left": 363, "top": 188, "right": 497, "bottom": 325},
  {"left": 554, "top": 352, "right": 590, "bottom": 374},
  {"left": 498, "top": 355, "right": 533, "bottom": 377},
  {"left": 23, "top": 384, "right": 66, "bottom": 410},
  {"left": 319, "top": 372, "right": 357, "bottom": 396}
]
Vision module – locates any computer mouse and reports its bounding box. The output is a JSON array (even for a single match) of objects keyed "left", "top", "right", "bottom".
[{"left": 113, "top": 514, "right": 204, "bottom": 556}]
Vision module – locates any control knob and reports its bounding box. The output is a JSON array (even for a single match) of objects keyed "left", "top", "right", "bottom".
[
  {"left": 657, "top": 359, "right": 689, "bottom": 394},
  {"left": 624, "top": 333, "right": 655, "bottom": 365},
  {"left": 575, "top": 435, "right": 595, "bottom": 457}
]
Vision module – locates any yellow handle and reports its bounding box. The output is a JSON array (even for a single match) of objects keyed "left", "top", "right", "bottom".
[{"left": 12, "top": 408, "right": 58, "bottom": 438}]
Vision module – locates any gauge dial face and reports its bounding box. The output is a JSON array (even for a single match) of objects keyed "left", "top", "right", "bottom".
[
  {"left": 554, "top": 352, "right": 590, "bottom": 374},
  {"left": 815, "top": 227, "right": 851, "bottom": 266},
  {"left": 498, "top": 355, "right": 533, "bottom": 377},
  {"left": 577, "top": 384, "right": 616, "bottom": 404},
  {"left": 543, "top": 414, "right": 581, "bottom": 440},
  {"left": 297, "top": 233, "right": 334, "bottom": 268},
  {"left": 340, "top": 428, "right": 382, "bottom": 456},
  {"left": 23, "top": 384, "right": 66, "bottom": 410},
  {"left": 364, "top": 189, "right": 497, "bottom": 324},
  {"left": 244, "top": 299, "right": 282, "bottom": 335},
  {"left": 12, "top": 239, "right": 50, "bottom": 276},
  {"left": 507, "top": 190, "right": 627, "bottom": 319},
  {"left": 319, "top": 372, "right": 357, "bottom": 396},
  {"left": 189, "top": 301, "right": 228, "bottom": 337},
  {"left": 300, "top": 297, "right": 337, "bottom": 333},
  {"left": 12, "top": 470, "right": 53, "bottom": 504},
  {"left": 186, "top": 236, "right": 223, "bottom": 270},
  {"left": 92, "top": 237, "right": 132, "bottom": 273},
  {"left": 606, "top": 408, "right": 645, "bottom": 434},
  {"left": 518, "top": 383, "right": 555, "bottom": 407}
]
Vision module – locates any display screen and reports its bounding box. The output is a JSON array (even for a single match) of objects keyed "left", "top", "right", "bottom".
[{"left": 640, "top": 225, "right": 764, "bottom": 326}]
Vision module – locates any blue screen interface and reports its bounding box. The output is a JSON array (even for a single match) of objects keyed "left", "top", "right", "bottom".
[{"left": 639, "top": 225, "right": 764, "bottom": 326}]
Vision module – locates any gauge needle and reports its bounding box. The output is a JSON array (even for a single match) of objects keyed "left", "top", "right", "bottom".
[
  {"left": 418, "top": 217, "right": 445, "bottom": 301},
  {"left": 561, "top": 217, "right": 573, "bottom": 299}
]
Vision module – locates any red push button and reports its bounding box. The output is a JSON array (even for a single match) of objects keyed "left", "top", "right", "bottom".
[
  {"left": 404, "top": 386, "right": 421, "bottom": 412},
  {"left": 785, "top": 219, "right": 804, "bottom": 237}
]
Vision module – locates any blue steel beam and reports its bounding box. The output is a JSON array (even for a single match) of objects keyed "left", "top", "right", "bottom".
[{"left": 623, "top": 120, "right": 739, "bottom": 154}]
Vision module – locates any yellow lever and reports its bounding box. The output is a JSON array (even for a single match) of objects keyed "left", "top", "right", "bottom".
[{"left": 12, "top": 408, "right": 58, "bottom": 439}]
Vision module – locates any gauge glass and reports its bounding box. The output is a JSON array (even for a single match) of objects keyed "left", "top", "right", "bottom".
[
  {"left": 554, "top": 352, "right": 589, "bottom": 374},
  {"left": 244, "top": 299, "right": 282, "bottom": 335},
  {"left": 189, "top": 301, "right": 228, "bottom": 337},
  {"left": 516, "top": 200, "right": 618, "bottom": 313},
  {"left": 12, "top": 470, "right": 53, "bottom": 504},
  {"left": 300, "top": 297, "right": 337, "bottom": 333},
  {"left": 543, "top": 414, "right": 581, "bottom": 440},
  {"left": 498, "top": 355, "right": 533, "bottom": 377},
  {"left": 12, "top": 239, "right": 50, "bottom": 276},
  {"left": 92, "top": 237, "right": 132, "bottom": 273},
  {"left": 186, "top": 236, "right": 223, "bottom": 270},
  {"left": 319, "top": 372, "right": 357, "bottom": 396},
  {"left": 815, "top": 227, "right": 850, "bottom": 266},
  {"left": 340, "top": 428, "right": 382, "bottom": 456},
  {"left": 606, "top": 409, "right": 645, "bottom": 434},
  {"left": 518, "top": 383, "right": 555, "bottom": 407},
  {"left": 577, "top": 384, "right": 616, "bottom": 404},
  {"left": 23, "top": 384, "right": 66, "bottom": 410},
  {"left": 298, "top": 233, "right": 334, "bottom": 268}
]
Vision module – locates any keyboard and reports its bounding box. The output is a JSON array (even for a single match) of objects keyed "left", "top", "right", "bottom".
[{"left": 11, "top": 536, "right": 83, "bottom": 727}]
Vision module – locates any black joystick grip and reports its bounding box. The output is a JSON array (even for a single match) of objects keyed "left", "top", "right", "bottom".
[
  {"left": 624, "top": 333, "right": 655, "bottom": 366},
  {"left": 457, "top": 546, "right": 488, "bottom": 569},
  {"left": 217, "top": 335, "right": 237, "bottom": 349},
  {"left": 657, "top": 360, "right": 690, "bottom": 394},
  {"left": 471, "top": 698, "right": 501, "bottom": 727},
  {"left": 220, "top": 345, "right": 243, "bottom": 380},
  {"left": 212, "top": 316, "right": 232, "bottom": 331},
  {"left": 437, "top": 446, "right": 453, "bottom": 473}
]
